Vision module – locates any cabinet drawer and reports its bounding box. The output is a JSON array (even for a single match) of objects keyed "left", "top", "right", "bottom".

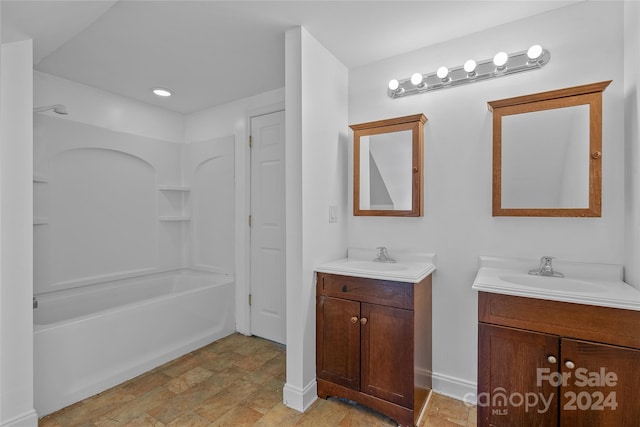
[
  {"left": 479, "top": 292, "right": 640, "bottom": 349},
  {"left": 317, "top": 273, "right": 413, "bottom": 310}
]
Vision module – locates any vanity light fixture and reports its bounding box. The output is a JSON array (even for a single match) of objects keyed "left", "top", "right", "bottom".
[
  {"left": 410, "top": 72, "right": 425, "bottom": 87},
  {"left": 527, "top": 44, "right": 544, "bottom": 63},
  {"left": 493, "top": 51, "right": 508, "bottom": 70},
  {"left": 387, "top": 45, "right": 550, "bottom": 98},
  {"left": 436, "top": 66, "right": 450, "bottom": 83},
  {"left": 464, "top": 59, "right": 477, "bottom": 76}
]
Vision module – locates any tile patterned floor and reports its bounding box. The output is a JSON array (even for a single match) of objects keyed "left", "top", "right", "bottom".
[{"left": 39, "top": 333, "right": 477, "bottom": 426}]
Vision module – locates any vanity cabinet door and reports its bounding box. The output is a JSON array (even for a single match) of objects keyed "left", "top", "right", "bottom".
[
  {"left": 361, "top": 303, "right": 413, "bottom": 408},
  {"left": 478, "top": 323, "right": 560, "bottom": 427},
  {"left": 560, "top": 339, "right": 640, "bottom": 427},
  {"left": 316, "top": 295, "right": 361, "bottom": 390}
]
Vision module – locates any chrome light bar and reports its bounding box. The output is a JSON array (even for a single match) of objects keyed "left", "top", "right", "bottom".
[{"left": 387, "top": 45, "right": 550, "bottom": 99}]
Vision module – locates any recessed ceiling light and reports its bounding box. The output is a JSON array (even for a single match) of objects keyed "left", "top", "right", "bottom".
[{"left": 152, "top": 88, "right": 172, "bottom": 97}]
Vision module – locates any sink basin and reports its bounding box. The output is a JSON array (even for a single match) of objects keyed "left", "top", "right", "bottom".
[
  {"left": 315, "top": 251, "right": 436, "bottom": 283},
  {"left": 472, "top": 257, "right": 640, "bottom": 311},
  {"left": 499, "top": 274, "right": 608, "bottom": 293},
  {"left": 345, "top": 261, "right": 409, "bottom": 272}
]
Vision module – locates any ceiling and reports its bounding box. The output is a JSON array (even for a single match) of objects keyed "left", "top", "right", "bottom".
[{"left": 2, "top": 0, "right": 581, "bottom": 114}]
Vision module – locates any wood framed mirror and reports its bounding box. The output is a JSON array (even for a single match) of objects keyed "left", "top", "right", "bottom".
[
  {"left": 488, "top": 81, "right": 611, "bottom": 217},
  {"left": 350, "top": 113, "right": 427, "bottom": 217}
]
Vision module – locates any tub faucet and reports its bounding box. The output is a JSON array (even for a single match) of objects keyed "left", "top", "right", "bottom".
[
  {"left": 529, "top": 256, "right": 564, "bottom": 278},
  {"left": 373, "top": 246, "right": 396, "bottom": 263}
]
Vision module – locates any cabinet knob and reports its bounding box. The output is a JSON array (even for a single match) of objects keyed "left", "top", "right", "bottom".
[
  {"left": 350, "top": 316, "right": 358, "bottom": 324},
  {"left": 360, "top": 317, "right": 368, "bottom": 325},
  {"left": 547, "top": 355, "right": 557, "bottom": 364},
  {"left": 565, "top": 360, "right": 576, "bottom": 369}
]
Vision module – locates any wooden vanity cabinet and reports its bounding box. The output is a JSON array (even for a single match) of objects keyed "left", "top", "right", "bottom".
[
  {"left": 316, "top": 272, "right": 432, "bottom": 427},
  {"left": 478, "top": 292, "right": 640, "bottom": 427}
]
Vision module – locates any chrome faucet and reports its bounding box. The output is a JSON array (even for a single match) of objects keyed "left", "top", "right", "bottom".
[
  {"left": 373, "top": 246, "right": 396, "bottom": 263},
  {"left": 529, "top": 256, "right": 564, "bottom": 278}
]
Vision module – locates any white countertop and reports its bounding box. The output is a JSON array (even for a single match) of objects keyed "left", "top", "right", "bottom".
[
  {"left": 315, "top": 248, "right": 436, "bottom": 283},
  {"left": 472, "top": 256, "right": 640, "bottom": 311}
]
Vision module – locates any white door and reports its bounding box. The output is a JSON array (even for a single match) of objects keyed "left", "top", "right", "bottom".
[{"left": 250, "top": 110, "right": 286, "bottom": 344}]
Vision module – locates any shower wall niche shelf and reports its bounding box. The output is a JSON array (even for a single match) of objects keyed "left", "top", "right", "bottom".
[
  {"left": 158, "top": 184, "right": 191, "bottom": 222},
  {"left": 157, "top": 185, "right": 191, "bottom": 192},
  {"left": 158, "top": 216, "right": 191, "bottom": 222},
  {"left": 34, "top": 174, "right": 49, "bottom": 226}
]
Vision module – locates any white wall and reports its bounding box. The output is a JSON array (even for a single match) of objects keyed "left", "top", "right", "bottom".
[
  {"left": 283, "top": 26, "right": 349, "bottom": 412},
  {"left": 349, "top": 1, "right": 625, "bottom": 400},
  {"left": 624, "top": 1, "right": 640, "bottom": 289},
  {"left": 184, "top": 88, "right": 284, "bottom": 335},
  {"left": 0, "top": 40, "right": 37, "bottom": 427}
]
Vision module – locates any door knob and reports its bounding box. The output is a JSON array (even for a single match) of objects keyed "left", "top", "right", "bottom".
[
  {"left": 350, "top": 316, "right": 358, "bottom": 324},
  {"left": 360, "top": 317, "right": 368, "bottom": 325},
  {"left": 565, "top": 360, "right": 576, "bottom": 369},
  {"left": 547, "top": 355, "right": 557, "bottom": 364}
]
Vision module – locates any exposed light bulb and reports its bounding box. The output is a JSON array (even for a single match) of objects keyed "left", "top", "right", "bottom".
[
  {"left": 152, "top": 88, "right": 172, "bottom": 97},
  {"left": 527, "top": 44, "right": 543, "bottom": 60},
  {"left": 464, "top": 59, "right": 477, "bottom": 73},
  {"left": 493, "top": 52, "right": 508, "bottom": 67},
  {"left": 436, "top": 66, "right": 449, "bottom": 79},
  {"left": 410, "top": 73, "right": 424, "bottom": 86},
  {"left": 388, "top": 79, "right": 400, "bottom": 91}
]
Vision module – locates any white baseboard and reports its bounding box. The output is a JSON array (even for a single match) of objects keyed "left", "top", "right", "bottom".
[
  {"left": 1, "top": 409, "right": 38, "bottom": 427},
  {"left": 432, "top": 371, "right": 478, "bottom": 405},
  {"left": 283, "top": 379, "right": 318, "bottom": 412},
  {"left": 281, "top": 372, "right": 476, "bottom": 413}
]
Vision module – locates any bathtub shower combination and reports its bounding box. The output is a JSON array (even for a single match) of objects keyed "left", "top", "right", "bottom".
[
  {"left": 34, "top": 269, "right": 235, "bottom": 416},
  {"left": 32, "top": 110, "right": 238, "bottom": 416}
]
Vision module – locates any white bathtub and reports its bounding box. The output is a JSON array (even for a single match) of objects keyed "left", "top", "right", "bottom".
[{"left": 34, "top": 269, "right": 235, "bottom": 416}]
